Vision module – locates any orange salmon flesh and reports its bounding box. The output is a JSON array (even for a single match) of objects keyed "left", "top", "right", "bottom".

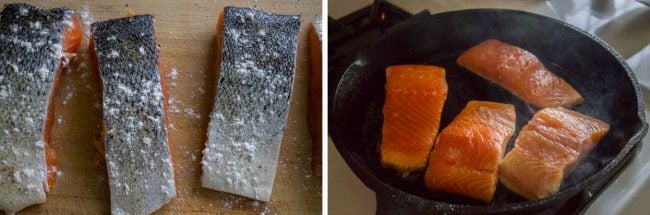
[
  {"left": 498, "top": 107, "right": 609, "bottom": 200},
  {"left": 457, "top": 39, "right": 583, "bottom": 108},
  {"left": 380, "top": 65, "right": 448, "bottom": 177},
  {"left": 424, "top": 101, "right": 516, "bottom": 202},
  {"left": 44, "top": 14, "right": 83, "bottom": 190}
]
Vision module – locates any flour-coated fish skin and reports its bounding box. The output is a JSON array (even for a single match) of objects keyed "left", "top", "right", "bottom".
[
  {"left": 0, "top": 3, "right": 81, "bottom": 214},
  {"left": 91, "top": 14, "right": 176, "bottom": 214},
  {"left": 201, "top": 6, "right": 300, "bottom": 202}
]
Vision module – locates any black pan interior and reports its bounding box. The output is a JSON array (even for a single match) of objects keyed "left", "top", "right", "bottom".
[{"left": 331, "top": 9, "right": 647, "bottom": 213}]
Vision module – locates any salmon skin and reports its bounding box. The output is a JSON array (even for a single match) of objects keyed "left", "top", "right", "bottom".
[
  {"left": 308, "top": 15, "right": 322, "bottom": 177},
  {"left": 0, "top": 3, "right": 81, "bottom": 214},
  {"left": 499, "top": 107, "right": 609, "bottom": 200},
  {"left": 380, "top": 65, "right": 448, "bottom": 177},
  {"left": 201, "top": 7, "right": 300, "bottom": 202},
  {"left": 424, "top": 101, "right": 516, "bottom": 202},
  {"left": 91, "top": 15, "right": 176, "bottom": 214},
  {"left": 457, "top": 39, "right": 583, "bottom": 108}
]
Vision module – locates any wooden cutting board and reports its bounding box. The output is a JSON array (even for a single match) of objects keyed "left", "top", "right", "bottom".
[{"left": 1, "top": 0, "right": 322, "bottom": 214}]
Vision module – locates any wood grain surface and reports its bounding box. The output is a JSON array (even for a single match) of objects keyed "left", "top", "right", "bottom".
[{"left": 0, "top": 0, "right": 322, "bottom": 214}]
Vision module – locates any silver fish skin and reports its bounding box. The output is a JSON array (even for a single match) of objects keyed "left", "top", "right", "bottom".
[
  {"left": 91, "top": 15, "right": 176, "bottom": 215},
  {"left": 201, "top": 7, "right": 300, "bottom": 202},
  {"left": 0, "top": 3, "right": 73, "bottom": 214}
]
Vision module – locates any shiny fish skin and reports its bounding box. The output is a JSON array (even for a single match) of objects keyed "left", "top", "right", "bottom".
[
  {"left": 201, "top": 7, "right": 300, "bottom": 202},
  {"left": 91, "top": 15, "right": 176, "bottom": 214},
  {"left": 0, "top": 3, "right": 73, "bottom": 214}
]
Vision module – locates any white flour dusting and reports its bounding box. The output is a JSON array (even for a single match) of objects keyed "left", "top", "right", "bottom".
[
  {"left": 183, "top": 108, "right": 200, "bottom": 119},
  {"left": 168, "top": 67, "right": 178, "bottom": 86},
  {"left": 0, "top": 4, "right": 82, "bottom": 211},
  {"left": 62, "top": 90, "right": 73, "bottom": 105},
  {"left": 164, "top": 67, "right": 204, "bottom": 121},
  {"left": 106, "top": 50, "right": 120, "bottom": 58},
  {"left": 168, "top": 97, "right": 181, "bottom": 113}
]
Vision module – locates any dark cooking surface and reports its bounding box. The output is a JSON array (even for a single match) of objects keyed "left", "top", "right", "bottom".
[{"left": 330, "top": 8, "right": 648, "bottom": 214}]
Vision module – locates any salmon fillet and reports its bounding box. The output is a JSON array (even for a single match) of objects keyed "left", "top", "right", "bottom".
[
  {"left": 308, "top": 15, "right": 322, "bottom": 177},
  {"left": 424, "top": 101, "right": 516, "bottom": 202},
  {"left": 499, "top": 107, "right": 609, "bottom": 200},
  {"left": 202, "top": 7, "right": 300, "bottom": 202},
  {"left": 380, "top": 65, "right": 448, "bottom": 177},
  {"left": 457, "top": 39, "right": 583, "bottom": 108},
  {"left": 0, "top": 4, "right": 81, "bottom": 214},
  {"left": 91, "top": 15, "right": 176, "bottom": 214},
  {"left": 46, "top": 10, "right": 82, "bottom": 191}
]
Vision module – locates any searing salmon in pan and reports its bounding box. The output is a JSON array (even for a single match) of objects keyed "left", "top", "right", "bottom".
[
  {"left": 499, "top": 107, "right": 609, "bottom": 200},
  {"left": 457, "top": 39, "right": 583, "bottom": 108},
  {"left": 380, "top": 65, "right": 448, "bottom": 177},
  {"left": 424, "top": 101, "right": 516, "bottom": 203}
]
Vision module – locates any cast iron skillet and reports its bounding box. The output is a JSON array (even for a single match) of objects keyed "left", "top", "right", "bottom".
[{"left": 330, "top": 9, "right": 648, "bottom": 214}]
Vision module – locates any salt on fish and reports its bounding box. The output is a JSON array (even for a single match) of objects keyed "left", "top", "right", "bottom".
[
  {"left": 91, "top": 15, "right": 176, "bottom": 214},
  {"left": 201, "top": 7, "right": 300, "bottom": 202},
  {"left": 0, "top": 3, "right": 81, "bottom": 214}
]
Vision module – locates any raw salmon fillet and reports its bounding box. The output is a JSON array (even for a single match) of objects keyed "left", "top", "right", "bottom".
[
  {"left": 380, "top": 65, "right": 448, "bottom": 177},
  {"left": 457, "top": 39, "right": 583, "bottom": 108},
  {"left": 424, "top": 101, "right": 516, "bottom": 202},
  {"left": 91, "top": 15, "right": 176, "bottom": 214},
  {"left": 308, "top": 15, "right": 323, "bottom": 177},
  {"left": 499, "top": 107, "right": 609, "bottom": 200},
  {"left": 202, "top": 7, "right": 300, "bottom": 202},
  {"left": 0, "top": 4, "right": 81, "bottom": 214}
]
